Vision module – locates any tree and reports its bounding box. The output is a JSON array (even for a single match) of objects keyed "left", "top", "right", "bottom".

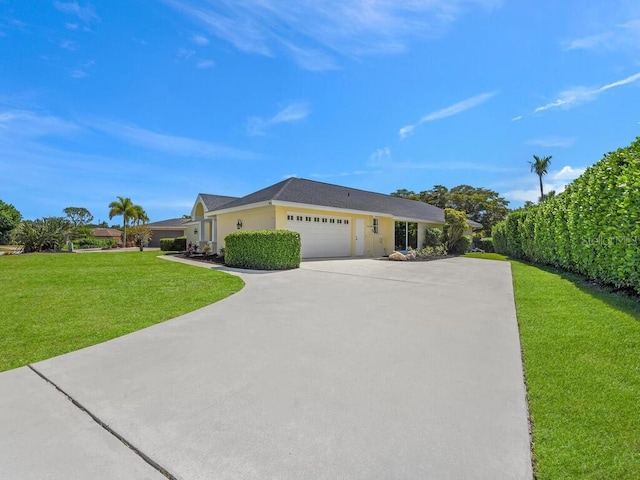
[
  {"left": 0, "top": 200, "right": 22, "bottom": 244},
  {"left": 418, "top": 185, "right": 449, "bottom": 208},
  {"left": 13, "top": 217, "right": 71, "bottom": 252},
  {"left": 390, "top": 189, "right": 418, "bottom": 200},
  {"left": 529, "top": 155, "right": 552, "bottom": 200},
  {"left": 390, "top": 184, "right": 509, "bottom": 233},
  {"left": 447, "top": 185, "right": 509, "bottom": 233},
  {"left": 443, "top": 208, "right": 469, "bottom": 252},
  {"left": 108, "top": 196, "right": 146, "bottom": 246},
  {"left": 63, "top": 207, "right": 94, "bottom": 227},
  {"left": 128, "top": 224, "right": 153, "bottom": 251}
]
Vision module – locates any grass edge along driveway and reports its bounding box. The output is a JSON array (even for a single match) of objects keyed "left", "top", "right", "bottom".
[
  {"left": 0, "top": 251, "right": 244, "bottom": 372},
  {"left": 466, "top": 253, "right": 640, "bottom": 480}
]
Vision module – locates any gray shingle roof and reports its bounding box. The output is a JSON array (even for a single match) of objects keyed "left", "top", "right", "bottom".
[
  {"left": 199, "top": 194, "right": 239, "bottom": 212},
  {"left": 147, "top": 218, "right": 190, "bottom": 228},
  {"left": 214, "top": 178, "right": 445, "bottom": 223}
]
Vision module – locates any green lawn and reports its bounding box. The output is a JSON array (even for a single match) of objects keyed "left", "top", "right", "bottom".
[
  {"left": 466, "top": 253, "right": 640, "bottom": 479},
  {"left": 0, "top": 251, "right": 244, "bottom": 372}
]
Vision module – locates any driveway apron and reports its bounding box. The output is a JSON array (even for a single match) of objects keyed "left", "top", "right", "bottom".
[{"left": 1, "top": 257, "right": 532, "bottom": 480}]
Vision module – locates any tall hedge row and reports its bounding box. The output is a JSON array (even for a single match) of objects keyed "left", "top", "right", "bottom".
[
  {"left": 225, "top": 230, "right": 301, "bottom": 270},
  {"left": 493, "top": 137, "right": 640, "bottom": 293}
]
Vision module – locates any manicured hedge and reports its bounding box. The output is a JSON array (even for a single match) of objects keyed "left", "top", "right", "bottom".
[
  {"left": 160, "top": 236, "right": 187, "bottom": 251},
  {"left": 493, "top": 137, "right": 640, "bottom": 293},
  {"left": 225, "top": 230, "right": 301, "bottom": 270}
]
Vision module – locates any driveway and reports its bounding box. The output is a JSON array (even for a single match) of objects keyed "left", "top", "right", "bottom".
[{"left": 0, "top": 257, "right": 532, "bottom": 480}]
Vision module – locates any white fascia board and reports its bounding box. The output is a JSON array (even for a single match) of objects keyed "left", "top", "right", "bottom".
[
  {"left": 149, "top": 226, "right": 188, "bottom": 230},
  {"left": 270, "top": 200, "right": 393, "bottom": 218},
  {"left": 205, "top": 200, "right": 273, "bottom": 217},
  {"left": 395, "top": 217, "right": 445, "bottom": 224}
]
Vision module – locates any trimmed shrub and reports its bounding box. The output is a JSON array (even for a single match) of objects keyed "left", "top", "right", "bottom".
[
  {"left": 475, "top": 237, "right": 494, "bottom": 252},
  {"left": 423, "top": 227, "right": 444, "bottom": 248},
  {"left": 443, "top": 208, "right": 469, "bottom": 251},
  {"left": 449, "top": 234, "right": 471, "bottom": 254},
  {"left": 225, "top": 230, "right": 300, "bottom": 270},
  {"left": 160, "top": 236, "right": 187, "bottom": 251},
  {"left": 492, "top": 136, "right": 640, "bottom": 293},
  {"left": 75, "top": 237, "right": 117, "bottom": 249}
]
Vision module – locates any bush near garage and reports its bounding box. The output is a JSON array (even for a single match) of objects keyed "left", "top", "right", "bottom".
[
  {"left": 492, "top": 136, "right": 640, "bottom": 294},
  {"left": 160, "top": 236, "right": 187, "bottom": 251},
  {"left": 225, "top": 230, "right": 300, "bottom": 270}
]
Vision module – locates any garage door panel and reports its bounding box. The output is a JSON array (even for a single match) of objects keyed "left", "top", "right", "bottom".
[{"left": 287, "top": 213, "right": 351, "bottom": 258}]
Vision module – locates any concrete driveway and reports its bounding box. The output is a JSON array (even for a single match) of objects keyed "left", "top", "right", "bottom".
[{"left": 0, "top": 257, "right": 532, "bottom": 480}]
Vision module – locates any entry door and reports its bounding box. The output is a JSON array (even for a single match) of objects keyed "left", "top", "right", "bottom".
[{"left": 355, "top": 219, "right": 365, "bottom": 256}]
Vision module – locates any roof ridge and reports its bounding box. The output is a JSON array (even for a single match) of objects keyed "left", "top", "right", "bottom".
[{"left": 271, "top": 177, "right": 297, "bottom": 201}]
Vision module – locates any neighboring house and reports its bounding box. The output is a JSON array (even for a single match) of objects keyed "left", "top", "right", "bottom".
[
  {"left": 187, "top": 178, "right": 450, "bottom": 259},
  {"left": 91, "top": 228, "right": 122, "bottom": 242},
  {"left": 146, "top": 218, "right": 190, "bottom": 248}
]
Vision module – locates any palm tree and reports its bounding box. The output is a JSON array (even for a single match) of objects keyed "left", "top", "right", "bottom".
[
  {"left": 108, "top": 196, "right": 145, "bottom": 246},
  {"left": 529, "top": 155, "right": 552, "bottom": 200}
]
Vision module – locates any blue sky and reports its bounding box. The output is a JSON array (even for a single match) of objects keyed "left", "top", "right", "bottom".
[{"left": 2, "top": 0, "right": 639, "bottom": 223}]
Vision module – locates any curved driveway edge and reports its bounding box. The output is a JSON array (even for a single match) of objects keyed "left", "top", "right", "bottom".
[{"left": 1, "top": 257, "right": 532, "bottom": 480}]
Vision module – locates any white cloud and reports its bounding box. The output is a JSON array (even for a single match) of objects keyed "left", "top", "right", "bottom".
[
  {"left": 247, "top": 102, "right": 310, "bottom": 136},
  {"left": 0, "top": 110, "right": 79, "bottom": 138},
  {"left": 70, "top": 60, "right": 95, "bottom": 79},
  {"left": 53, "top": 1, "right": 99, "bottom": 24},
  {"left": 368, "top": 147, "right": 392, "bottom": 165},
  {"left": 65, "top": 22, "right": 79, "bottom": 31},
  {"left": 196, "top": 59, "right": 215, "bottom": 69},
  {"left": 525, "top": 136, "right": 576, "bottom": 148},
  {"left": 511, "top": 115, "right": 522, "bottom": 122},
  {"left": 87, "top": 118, "right": 258, "bottom": 160},
  {"left": 399, "top": 92, "right": 496, "bottom": 138},
  {"left": 177, "top": 49, "right": 196, "bottom": 60},
  {"left": 192, "top": 34, "right": 209, "bottom": 46},
  {"left": 504, "top": 165, "right": 587, "bottom": 203},
  {"left": 162, "top": 0, "right": 503, "bottom": 71},
  {"left": 554, "top": 166, "right": 586, "bottom": 180},
  {"left": 59, "top": 39, "right": 77, "bottom": 51},
  {"left": 535, "top": 71, "right": 640, "bottom": 113},
  {"left": 564, "top": 32, "right": 613, "bottom": 51}
]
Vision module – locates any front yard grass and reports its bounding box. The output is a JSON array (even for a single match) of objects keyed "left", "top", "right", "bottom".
[
  {"left": 466, "top": 253, "right": 640, "bottom": 479},
  {"left": 0, "top": 251, "right": 244, "bottom": 372}
]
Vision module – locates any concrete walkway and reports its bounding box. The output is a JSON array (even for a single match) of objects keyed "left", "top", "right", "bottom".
[{"left": 0, "top": 257, "right": 532, "bottom": 480}]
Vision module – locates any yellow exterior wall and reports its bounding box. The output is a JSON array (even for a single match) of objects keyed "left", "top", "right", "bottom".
[
  {"left": 417, "top": 222, "right": 444, "bottom": 249},
  {"left": 215, "top": 205, "right": 276, "bottom": 254}
]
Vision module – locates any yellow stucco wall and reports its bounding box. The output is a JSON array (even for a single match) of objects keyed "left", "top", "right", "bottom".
[{"left": 216, "top": 205, "right": 276, "bottom": 254}]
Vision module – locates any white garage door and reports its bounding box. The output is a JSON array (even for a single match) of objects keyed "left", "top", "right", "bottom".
[{"left": 287, "top": 213, "right": 351, "bottom": 258}]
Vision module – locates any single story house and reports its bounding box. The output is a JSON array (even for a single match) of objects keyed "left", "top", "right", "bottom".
[
  {"left": 146, "top": 218, "right": 191, "bottom": 248},
  {"left": 184, "top": 178, "right": 475, "bottom": 259},
  {"left": 91, "top": 227, "right": 122, "bottom": 242}
]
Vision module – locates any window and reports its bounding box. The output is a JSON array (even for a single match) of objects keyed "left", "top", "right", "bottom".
[
  {"left": 330, "top": 218, "right": 335, "bottom": 224},
  {"left": 296, "top": 215, "right": 303, "bottom": 221},
  {"left": 305, "top": 216, "right": 311, "bottom": 222},
  {"left": 314, "top": 217, "right": 320, "bottom": 222},
  {"left": 287, "top": 214, "right": 294, "bottom": 221},
  {"left": 337, "top": 219, "right": 342, "bottom": 224},
  {"left": 344, "top": 219, "right": 349, "bottom": 225},
  {"left": 373, "top": 218, "right": 379, "bottom": 234},
  {"left": 322, "top": 218, "right": 328, "bottom": 223}
]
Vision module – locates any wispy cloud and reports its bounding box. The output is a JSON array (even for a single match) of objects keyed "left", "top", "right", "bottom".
[
  {"left": 162, "top": 0, "right": 503, "bottom": 70},
  {"left": 191, "top": 34, "right": 209, "bottom": 46},
  {"left": 525, "top": 136, "right": 577, "bottom": 148},
  {"left": 563, "top": 19, "right": 640, "bottom": 52},
  {"left": 70, "top": 60, "right": 95, "bottom": 78},
  {"left": 511, "top": 115, "right": 522, "bottom": 122},
  {"left": 196, "top": 59, "right": 215, "bottom": 69},
  {"left": 0, "top": 110, "right": 80, "bottom": 138},
  {"left": 399, "top": 92, "right": 496, "bottom": 138},
  {"left": 310, "top": 170, "right": 373, "bottom": 179},
  {"left": 534, "top": 72, "right": 640, "bottom": 113},
  {"left": 247, "top": 102, "right": 310, "bottom": 136},
  {"left": 87, "top": 118, "right": 259, "bottom": 160},
  {"left": 53, "top": 1, "right": 99, "bottom": 24},
  {"left": 504, "top": 165, "right": 587, "bottom": 203}
]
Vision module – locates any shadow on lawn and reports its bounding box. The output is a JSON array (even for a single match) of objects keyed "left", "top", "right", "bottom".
[{"left": 511, "top": 258, "right": 640, "bottom": 321}]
